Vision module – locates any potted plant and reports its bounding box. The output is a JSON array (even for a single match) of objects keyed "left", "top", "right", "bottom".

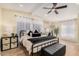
[
  {"left": 50, "top": 24, "right": 55, "bottom": 36},
  {"left": 54, "top": 27, "right": 59, "bottom": 37}
]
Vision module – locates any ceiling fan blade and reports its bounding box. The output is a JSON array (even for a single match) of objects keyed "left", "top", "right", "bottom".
[
  {"left": 54, "top": 10, "right": 58, "bottom": 14},
  {"left": 51, "top": 3, "right": 57, "bottom": 9},
  {"left": 55, "top": 5, "right": 67, "bottom": 9},
  {"left": 43, "top": 7, "right": 52, "bottom": 9},
  {"left": 53, "top": 3, "right": 57, "bottom": 7},
  {"left": 47, "top": 10, "right": 52, "bottom": 14}
]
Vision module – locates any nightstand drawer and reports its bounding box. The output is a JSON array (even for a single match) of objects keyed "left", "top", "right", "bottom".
[
  {"left": 2, "top": 38, "right": 10, "bottom": 44},
  {"left": 11, "top": 42, "right": 17, "bottom": 48},
  {"left": 2, "top": 44, "right": 10, "bottom": 50},
  {"left": 11, "top": 38, "right": 17, "bottom": 42}
]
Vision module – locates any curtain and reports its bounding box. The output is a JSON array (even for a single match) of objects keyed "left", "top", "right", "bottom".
[
  {"left": 16, "top": 16, "right": 31, "bottom": 37},
  {"left": 16, "top": 16, "right": 44, "bottom": 38}
]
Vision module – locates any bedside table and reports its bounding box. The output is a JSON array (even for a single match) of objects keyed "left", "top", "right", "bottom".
[
  {"left": 1, "top": 35, "right": 18, "bottom": 51},
  {"left": 11, "top": 36, "right": 18, "bottom": 49}
]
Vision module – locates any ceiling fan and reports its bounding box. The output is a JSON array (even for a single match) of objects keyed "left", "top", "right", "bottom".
[{"left": 43, "top": 3, "right": 67, "bottom": 14}]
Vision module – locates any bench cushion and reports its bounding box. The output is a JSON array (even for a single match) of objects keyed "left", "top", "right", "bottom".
[{"left": 41, "top": 43, "right": 66, "bottom": 56}]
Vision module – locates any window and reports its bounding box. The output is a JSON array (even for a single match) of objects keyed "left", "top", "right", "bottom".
[{"left": 60, "top": 20, "right": 75, "bottom": 39}]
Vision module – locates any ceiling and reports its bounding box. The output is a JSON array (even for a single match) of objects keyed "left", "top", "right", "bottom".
[{"left": 0, "top": 3, "right": 79, "bottom": 21}]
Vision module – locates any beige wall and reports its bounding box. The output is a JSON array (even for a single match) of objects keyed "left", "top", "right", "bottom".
[
  {"left": 0, "top": 8, "right": 2, "bottom": 36},
  {"left": 76, "top": 15, "right": 79, "bottom": 41},
  {"left": 1, "top": 8, "right": 34, "bottom": 36},
  {"left": 0, "top": 8, "right": 51, "bottom": 36}
]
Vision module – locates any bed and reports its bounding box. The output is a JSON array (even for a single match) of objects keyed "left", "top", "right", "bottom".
[{"left": 19, "top": 30, "right": 59, "bottom": 56}]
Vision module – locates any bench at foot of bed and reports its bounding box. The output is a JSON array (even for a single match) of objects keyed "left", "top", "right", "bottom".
[{"left": 41, "top": 43, "right": 66, "bottom": 56}]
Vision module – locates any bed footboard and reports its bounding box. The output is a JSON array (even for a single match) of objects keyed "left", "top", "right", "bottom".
[{"left": 31, "top": 38, "right": 59, "bottom": 56}]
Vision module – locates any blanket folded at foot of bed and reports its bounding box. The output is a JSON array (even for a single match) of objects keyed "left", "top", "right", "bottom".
[{"left": 28, "top": 36, "right": 56, "bottom": 44}]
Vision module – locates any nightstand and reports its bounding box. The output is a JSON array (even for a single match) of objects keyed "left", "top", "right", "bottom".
[
  {"left": 1, "top": 35, "right": 18, "bottom": 51},
  {"left": 11, "top": 36, "right": 18, "bottom": 49}
]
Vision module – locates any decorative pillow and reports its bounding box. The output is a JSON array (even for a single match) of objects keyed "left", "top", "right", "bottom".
[
  {"left": 20, "top": 30, "right": 26, "bottom": 38},
  {"left": 34, "top": 30, "right": 39, "bottom": 33},
  {"left": 27, "top": 31, "right": 33, "bottom": 36}
]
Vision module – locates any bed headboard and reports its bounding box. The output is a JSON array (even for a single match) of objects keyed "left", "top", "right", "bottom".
[{"left": 19, "top": 30, "right": 26, "bottom": 38}]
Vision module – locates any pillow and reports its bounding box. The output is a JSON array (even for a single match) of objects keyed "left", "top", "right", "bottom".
[
  {"left": 27, "top": 31, "right": 33, "bottom": 36},
  {"left": 20, "top": 30, "right": 26, "bottom": 38},
  {"left": 34, "top": 30, "right": 39, "bottom": 33}
]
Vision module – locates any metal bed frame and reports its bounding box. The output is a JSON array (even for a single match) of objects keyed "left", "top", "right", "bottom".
[
  {"left": 19, "top": 30, "right": 59, "bottom": 56},
  {"left": 31, "top": 38, "right": 59, "bottom": 56}
]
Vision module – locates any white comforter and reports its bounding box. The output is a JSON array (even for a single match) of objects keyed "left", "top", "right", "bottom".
[{"left": 20, "top": 35, "right": 32, "bottom": 55}]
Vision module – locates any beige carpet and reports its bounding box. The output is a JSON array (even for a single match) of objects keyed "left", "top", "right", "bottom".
[
  {"left": 59, "top": 39, "right": 79, "bottom": 56},
  {"left": 1, "top": 39, "right": 79, "bottom": 56},
  {"left": 1, "top": 47, "right": 26, "bottom": 56}
]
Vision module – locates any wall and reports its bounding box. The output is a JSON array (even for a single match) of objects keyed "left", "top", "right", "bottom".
[
  {"left": 1, "top": 8, "right": 51, "bottom": 36},
  {"left": 1, "top": 8, "right": 33, "bottom": 36},
  {"left": 76, "top": 15, "right": 79, "bottom": 41},
  {"left": 0, "top": 8, "right": 2, "bottom": 37}
]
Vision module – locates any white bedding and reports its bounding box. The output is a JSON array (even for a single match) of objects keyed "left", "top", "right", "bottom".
[
  {"left": 20, "top": 35, "right": 58, "bottom": 55},
  {"left": 20, "top": 35, "right": 32, "bottom": 55}
]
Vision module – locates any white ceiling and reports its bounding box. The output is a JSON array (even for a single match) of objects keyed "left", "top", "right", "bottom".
[{"left": 0, "top": 3, "right": 79, "bottom": 21}]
